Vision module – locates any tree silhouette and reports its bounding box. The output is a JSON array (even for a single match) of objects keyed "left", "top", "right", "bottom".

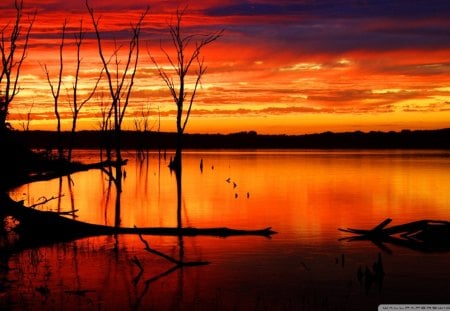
[
  {"left": 86, "top": 0, "right": 147, "bottom": 170},
  {"left": 67, "top": 20, "right": 103, "bottom": 163},
  {"left": 151, "top": 8, "right": 222, "bottom": 171},
  {"left": 0, "top": 0, "right": 35, "bottom": 132},
  {"left": 42, "top": 20, "right": 66, "bottom": 159},
  {"left": 43, "top": 19, "right": 102, "bottom": 162},
  {"left": 86, "top": 0, "right": 147, "bottom": 229}
]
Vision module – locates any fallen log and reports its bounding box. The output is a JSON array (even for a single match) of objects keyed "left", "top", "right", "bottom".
[
  {"left": 4, "top": 159, "right": 128, "bottom": 190},
  {"left": 0, "top": 193, "right": 276, "bottom": 245},
  {"left": 24, "top": 159, "right": 128, "bottom": 185},
  {"left": 339, "top": 218, "right": 450, "bottom": 253}
]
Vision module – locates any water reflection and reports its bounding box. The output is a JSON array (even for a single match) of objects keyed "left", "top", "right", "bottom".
[{"left": 3, "top": 149, "right": 450, "bottom": 310}]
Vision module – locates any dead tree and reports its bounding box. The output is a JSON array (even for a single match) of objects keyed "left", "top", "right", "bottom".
[
  {"left": 42, "top": 21, "right": 66, "bottom": 159},
  {"left": 86, "top": 0, "right": 147, "bottom": 220},
  {"left": 86, "top": 1, "right": 147, "bottom": 167},
  {"left": 0, "top": 0, "right": 35, "bottom": 132},
  {"left": 150, "top": 8, "right": 221, "bottom": 237},
  {"left": 151, "top": 8, "right": 222, "bottom": 171},
  {"left": 67, "top": 20, "right": 102, "bottom": 163}
]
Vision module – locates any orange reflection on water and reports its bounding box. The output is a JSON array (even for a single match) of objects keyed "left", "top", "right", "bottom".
[
  {"left": 11, "top": 150, "right": 450, "bottom": 238},
  {"left": 6, "top": 149, "right": 450, "bottom": 310}
]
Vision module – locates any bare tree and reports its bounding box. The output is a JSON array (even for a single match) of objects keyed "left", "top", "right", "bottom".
[
  {"left": 86, "top": 1, "right": 147, "bottom": 165},
  {"left": 86, "top": 0, "right": 147, "bottom": 209},
  {"left": 133, "top": 103, "right": 152, "bottom": 159},
  {"left": 43, "top": 19, "right": 102, "bottom": 163},
  {"left": 151, "top": 8, "right": 222, "bottom": 239},
  {"left": 0, "top": 0, "right": 35, "bottom": 132},
  {"left": 67, "top": 20, "right": 103, "bottom": 163},
  {"left": 151, "top": 8, "right": 222, "bottom": 171},
  {"left": 42, "top": 20, "right": 66, "bottom": 159}
]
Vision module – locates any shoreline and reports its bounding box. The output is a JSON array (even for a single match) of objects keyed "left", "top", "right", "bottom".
[{"left": 9, "top": 128, "right": 450, "bottom": 150}]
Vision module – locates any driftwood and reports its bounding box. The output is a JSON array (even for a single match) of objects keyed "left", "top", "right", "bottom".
[
  {"left": 339, "top": 218, "right": 450, "bottom": 253},
  {"left": 25, "top": 159, "right": 128, "bottom": 185},
  {"left": 3, "top": 158, "right": 128, "bottom": 190},
  {"left": 0, "top": 193, "right": 276, "bottom": 250}
]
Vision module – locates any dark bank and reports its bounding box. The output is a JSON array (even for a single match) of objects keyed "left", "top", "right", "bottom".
[{"left": 10, "top": 127, "right": 450, "bottom": 150}]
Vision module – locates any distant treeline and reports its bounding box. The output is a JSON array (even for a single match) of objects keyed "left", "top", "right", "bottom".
[{"left": 10, "top": 128, "right": 450, "bottom": 150}]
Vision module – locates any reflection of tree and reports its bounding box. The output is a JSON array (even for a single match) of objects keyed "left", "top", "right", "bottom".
[
  {"left": 130, "top": 152, "right": 208, "bottom": 309},
  {"left": 100, "top": 164, "right": 122, "bottom": 228},
  {"left": 67, "top": 175, "right": 76, "bottom": 219},
  {"left": 55, "top": 175, "right": 77, "bottom": 219},
  {"left": 131, "top": 232, "right": 208, "bottom": 310}
]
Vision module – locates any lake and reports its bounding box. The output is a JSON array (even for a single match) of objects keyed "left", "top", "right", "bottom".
[{"left": 3, "top": 149, "right": 450, "bottom": 310}]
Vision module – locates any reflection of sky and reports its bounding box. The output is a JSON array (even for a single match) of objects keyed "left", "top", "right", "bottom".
[
  {"left": 7, "top": 150, "right": 450, "bottom": 309},
  {"left": 12, "top": 150, "right": 450, "bottom": 230},
  {"left": 2, "top": 0, "right": 450, "bottom": 133}
]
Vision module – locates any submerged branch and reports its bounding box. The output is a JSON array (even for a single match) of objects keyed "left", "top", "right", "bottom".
[
  {"left": 339, "top": 218, "right": 450, "bottom": 253},
  {"left": 0, "top": 193, "right": 277, "bottom": 250}
]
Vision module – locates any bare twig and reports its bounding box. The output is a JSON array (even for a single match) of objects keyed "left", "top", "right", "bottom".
[
  {"left": 86, "top": 0, "right": 148, "bottom": 164},
  {"left": 68, "top": 19, "right": 104, "bottom": 163},
  {"left": 29, "top": 195, "right": 64, "bottom": 209},
  {"left": 0, "top": 0, "right": 36, "bottom": 130},
  {"left": 150, "top": 7, "right": 222, "bottom": 168}
]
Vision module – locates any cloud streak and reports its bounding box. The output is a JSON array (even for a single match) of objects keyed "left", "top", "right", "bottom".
[{"left": 2, "top": 0, "right": 450, "bottom": 133}]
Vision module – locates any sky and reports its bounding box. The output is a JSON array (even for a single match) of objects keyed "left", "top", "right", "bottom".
[{"left": 2, "top": 0, "right": 450, "bottom": 134}]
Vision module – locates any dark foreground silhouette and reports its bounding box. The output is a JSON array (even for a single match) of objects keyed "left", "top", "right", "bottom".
[
  {"left": 0, "top": 193, "right": 276, "bottom": 252},
  {"left": 339, "top": 218, "right": 450, "bottom": 253},
  {"left": 0, "top": 132, "right": 127, "bottom": 190},
  {"left": 0, "top": 130, "right": 275, "bottom": 256}
]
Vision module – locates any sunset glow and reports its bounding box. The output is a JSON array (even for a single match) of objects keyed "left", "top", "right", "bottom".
[{"left": 2, "top": 0, "right": 450, "bottom": 134}]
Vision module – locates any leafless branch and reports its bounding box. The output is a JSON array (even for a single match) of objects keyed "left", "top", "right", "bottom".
[
  {"left": 44, "top": 20, "right": 66, "bottom": 112},
  {"left": 0, "top": 0, "right": 36, "bottom": 129},
  {"left": 150, "top": 6, "right": 222, "bottom": 148},
  {"left": 29, "top": 195, "right": 64, "bottom": 209},
  {"left": 86, "top": 0, "right": 148, "bottom": 150},
  {"left": 67, "top": 18, "right": 104, "bottom": 162}
]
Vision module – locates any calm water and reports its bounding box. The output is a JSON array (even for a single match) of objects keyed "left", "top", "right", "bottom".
[{"left": 3, "top": 149, "right": 450, "bottom": 310}]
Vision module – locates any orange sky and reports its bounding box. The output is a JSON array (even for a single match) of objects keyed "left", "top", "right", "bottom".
[{"left": 2, "top": 0, "right": 450, "bottom": 134}]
